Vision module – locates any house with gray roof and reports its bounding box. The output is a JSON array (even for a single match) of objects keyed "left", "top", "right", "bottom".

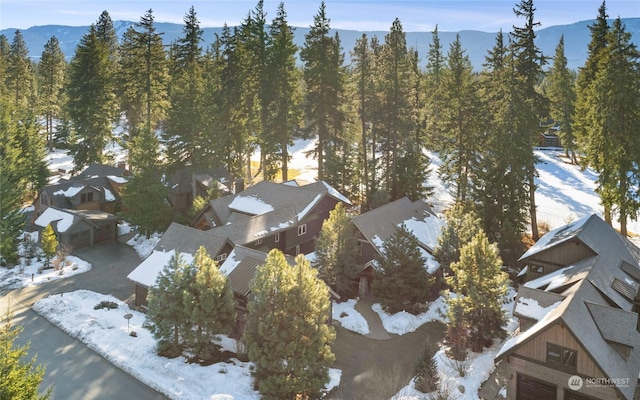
[
  {"left": 34, "top": 164, "right": 127, "bottom": 218},
  {"left": 495, "top": 214, "right": 640, "bottom": 400},
  {"left": 193, "top": 180, "right": 352, "bottom": 256},
  {"left": 351, "top": 197, "right": 444, "bottom": 296},
  {"left": 34, "top": 207, "right": 119, "bottom": 249},
  {"left": 166, "top": 166, "right": 234, "bottom": 211},
  {"left": 127, "top": 222, "right": 234, "bottom": 308}
]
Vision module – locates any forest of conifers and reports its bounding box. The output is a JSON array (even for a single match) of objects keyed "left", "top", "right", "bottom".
[{"left": 0, "top": 0, "right": 638, "bottom": 266}]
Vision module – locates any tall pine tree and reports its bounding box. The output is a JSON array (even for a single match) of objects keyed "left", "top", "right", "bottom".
[
  {"left": 38, "top": 36, "right": 66, "bottom": 149},
  {"left": 545, "top": 35, "right": 577, "bottom": 163},
  {"left": 182, "top": 247, "right": 236, "bottom": 362},
  {"left": 244, "top": 250, "right": 335, "bottom": 400},
  {"left": 315, "top": 203, "right": 359, "bottom": 297}
]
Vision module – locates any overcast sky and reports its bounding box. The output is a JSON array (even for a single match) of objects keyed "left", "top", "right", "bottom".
[{"left": 1, "top": 1, "right": 638, "bottom": 32}]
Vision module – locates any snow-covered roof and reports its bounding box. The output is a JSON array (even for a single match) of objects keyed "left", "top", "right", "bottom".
[
  {"left": 514, "top": 297, "right": 563, "bottom": 321},
  {"left": 104, "top": 188, "right": 116, "bottom": 202},
  {"left": 107, "top": 175, "right": 127, "bottom": 184},
  {"left": 298, "top": 194, "right": 322, "bottom": 220},
  {"left": 53, "top": 185, "right": 84, "bottom": 198},
  {"left": 519, "top": 215, "right": 590, "bottom": 260},
  {"left": 34, "top": 207, "right": 75, "bottom": 233},
  {"left": 228, "top": 194, "right": 275, "bottom": 215},
  {"left": 402, "top": 215, "right": 444, "bottom": 253},
  {"left": 127, "top": 250, "right": 194, "bottom": 287},
  {"left": 321, "top": 181, "right": 352, "bottom": 205}
]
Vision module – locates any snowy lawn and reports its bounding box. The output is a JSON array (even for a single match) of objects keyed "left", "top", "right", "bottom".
[
  {"left": 0, "top": 255, "right": 91, "bottom": 290},
  {"left": 33, "top": 290, "right": 341, "bottom": 400},
  {"left": 391, "top": 287, "right": 517, "bottom": 400},
  {"left": 372, "top": 296, "right": 448, "bottom": 335},
  {"left": 332, "top": 299, "right": 370, "bottom": 335}
]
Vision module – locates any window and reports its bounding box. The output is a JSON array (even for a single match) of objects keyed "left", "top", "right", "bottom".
[
  {"left": 533, "top": 265, "right": 544, "bottom": 274},
  {"left": 547, "top": 343, "right": 577, "bottom": 370},
  {"left": 275, "top": 232, "right": 280, "bottom": 243},
  {"left": 80, "top": 192, "right": 94, "bottom": 203},
  {"left": 216, "top": 253, "right": 227, "bottom": 262},
  {"left": 298, "top": 224, "right": 307, "bottom": 236},
  {"left": 254, "top": 238, "right": 263, "bottom": 246}
]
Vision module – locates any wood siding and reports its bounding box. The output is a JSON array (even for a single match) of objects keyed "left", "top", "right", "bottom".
[
  {"left": 505, "top": 322, "right": 620, "bottom": 400},
  {"left": 526, "top": 240, "right": 596, "bottom": 282}
]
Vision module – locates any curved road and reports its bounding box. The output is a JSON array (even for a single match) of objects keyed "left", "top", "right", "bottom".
[{"left": 1, "top": 240, "right": 167, "bottom": 400}]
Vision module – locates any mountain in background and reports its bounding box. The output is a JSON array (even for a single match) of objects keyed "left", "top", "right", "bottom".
[{"left": 2, "top": 18, "right": 638, "bottom": 71}]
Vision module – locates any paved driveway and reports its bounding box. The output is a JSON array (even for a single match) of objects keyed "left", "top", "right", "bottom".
[{"left": 1, "top": 239, "right": 167, "bottom": 400}]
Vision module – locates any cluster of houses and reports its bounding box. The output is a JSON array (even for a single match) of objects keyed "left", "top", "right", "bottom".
[{"left": 30, "top": 164, "right": 640, "bottom": 399}]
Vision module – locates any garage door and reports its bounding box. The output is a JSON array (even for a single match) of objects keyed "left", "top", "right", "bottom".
[{"left": 517, "top": 374, "right": 557, "bottom": 400}]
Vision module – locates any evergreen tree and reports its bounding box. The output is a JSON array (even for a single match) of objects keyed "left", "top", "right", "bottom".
[
  {"left": 146, "top": 253, "right": 194, "bottom": 357},
  {"left": 6, "top": 30, "right": 36, "bottom": 108},
  {"left": 315, "top": 203, "right": 359, "bottom": 297},
  {"left": 0, "top": 34, "right": 10, "bottom": 99},
  {"left": 182, "top": 247, "right": 236, "bottom": 362},
  {"left": 575, "top": 17, "right": 640, "bottom": 236},
  {"left": 425, "top": 25, "right": 445, "bottom": 150},
  {"left": 123, "top": 115, "right": 167, "bottom": 238},
  {"left": 446, "top": 232, "right": 508, "bottom": 352},
  {"left": 545, "top": 35, "right": 577, "bottom": 163},
  {"left": 510, "top": 0, "right": 548, "bottom": 241},
  {"left": 350, "top": 33, "right": 373, "bottom": 206},
  {"left": 434, "top": 202, "right": 484, "bottom": 273},
  {"left": 118, "top": 9, "right": 169, "bottom": 141},
  {"left": 0, "top": 309, "right": 51, "bottom": 400},
  {"left": 262, "top": 2, "right": 302, "bottom": 182},
  {"left": 244, "top": 250, "right": 335, "bottom": 400},
  {"left": 67, "top": 23, "right": 118, "bottom": 170},
  {"left": 0, "top": 99, "right": 26, "bottom": 266},
  {"left": 235, "top": 0, "right": 269, "bottom": 182},
  {"left": 372, "top": 224, "right": 435, "bottom": 314},
  {"left": 474, "top": 29, "right": 530, "bottom": 265},
  {"left": 300, "top": 2, "right": 347, "bottom": 182},
  {"left": 438, "top": 34, "right": 484, "bottom": 203},
  {"left": 40, "top": 224, "right": 58, "bottom": 268},
  {"left": 163, "top": 7, "right": 210, "bottom": 199},
  {"left": 38, "top": 36, "right": 66, "bottom": 150}
]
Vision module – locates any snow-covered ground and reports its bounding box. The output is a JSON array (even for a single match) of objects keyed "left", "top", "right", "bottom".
[
  {"left": 37, "top": 134, "right": 638, "bottom": 399},
  {"left": 0, "top": 231, "right": 92, "bottom": 290},
  {"left": 126, "top": 232, "right": 162, "bottom": 259},
  {"left": 33, "top": 290, "right": 341, "bottom": 400}
]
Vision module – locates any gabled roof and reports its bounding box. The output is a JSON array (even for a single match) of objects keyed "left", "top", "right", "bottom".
[
  {"left": 209, "top": 205, "right": 297, "bottom": 246},
  {"left": 128, "top": 223, "right": 232, "bottom": 288},
  {"left": 72, "top": 164, "right": 126, "bottom": 181},
  {"left": 34, "top": 206, "right": 118, "bottom": 233},
  {"left": 219, "top": 246, "right": 296, "bottom": 297},
  {"left": 352, "top": 197, "right": 443, "bottom": 254},
  {"left": 498, "top": 278, "right": 640, "bottom": 400},
  {"left": 521, "top": 214, "right": 640, "bottom": 311},
  {"left": 167, "top": 166, "right": 232, "bottom": 195},
  {"left": 40, "top": 176, "right": 121, "bottom": 209},
  {"left": 499, "top": 215, "right": 640, "bottom": 400},
  {"left": 154, "top": 222, "right": 231, "bottom": 257},
  {"left": 195, "top": 180, "right": 351, "bottom": 234}
]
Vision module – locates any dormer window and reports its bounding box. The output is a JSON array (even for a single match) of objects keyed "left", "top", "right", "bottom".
[{"left": 80, "top": 192, "right": 94, "bottom": 203}]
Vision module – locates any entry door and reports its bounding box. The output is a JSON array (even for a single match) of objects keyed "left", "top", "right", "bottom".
[{"left": 517, "top": 374, "right": 557, "bottom": 400}]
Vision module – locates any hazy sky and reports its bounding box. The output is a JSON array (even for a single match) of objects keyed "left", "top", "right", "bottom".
[{"left": 1, "top": 1, "right": 638, "bottom": 32}]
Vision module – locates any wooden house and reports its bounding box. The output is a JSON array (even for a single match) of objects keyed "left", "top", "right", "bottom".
[
  {"left": 34, "top": 164, "right": 127, "bottom": 217},
  {"left": 496, "top": 215, "right": 640, "bottom": 400},
  {"left": 166, "top": 167, "right": 233, "bottom": 211},
  {"left": 193, "top": 180, "right": 352, "bottom": 256},
  {"left": 127, "top": 222, "right": 234, "bottom": 308},
  {"left": 34, "top": 207, "right": 119, "bottom": 249},
  {"left": 351, "top": 197, "right": 444, "bottom": 297}
]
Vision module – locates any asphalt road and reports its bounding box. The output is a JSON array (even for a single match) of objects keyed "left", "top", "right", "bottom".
[{"left": 1, "top": 239, "right": 168, "bottom": 400}]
